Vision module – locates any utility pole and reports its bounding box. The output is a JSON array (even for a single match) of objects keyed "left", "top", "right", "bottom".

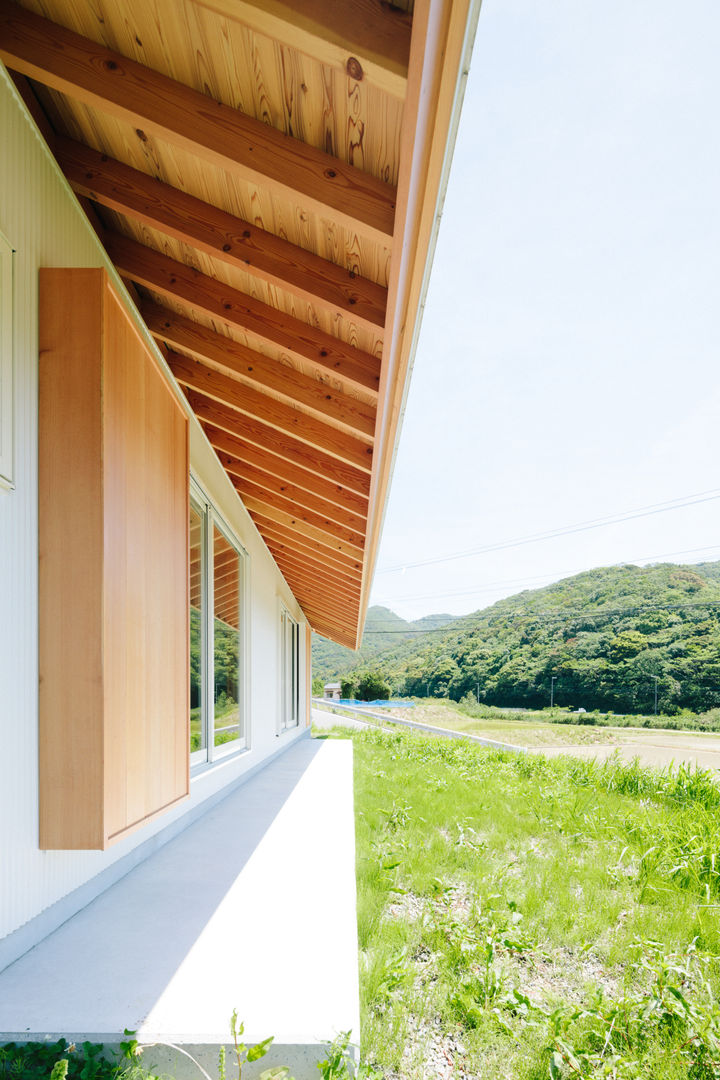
[
  {"left": 476, "top": 681, "right": 480, "bottom": 704},
  {"left": 653, "top": 676, "right": 659, "bottom": 715},
  {"left": 550, "top": 676, "right": 557, "bottom": 708},
  {"left": 426, "top": 680, "right": 430, "bottom": 699}
]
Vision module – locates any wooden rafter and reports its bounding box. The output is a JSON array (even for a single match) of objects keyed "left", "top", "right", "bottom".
[
  {"left": 57, "top": 139, "right": 388, "bottom": 332},
  {"left": 186, "top": 391, "right": 371, "bottom": 497},
  {"left": 267, "top": 553, "right": 362, "bottom": 603},
  {"left": 204, "top": 424, "right": 369, "bottom": 519},
  {"left": 258, "top": 527, "right": 366, "bottom": 586},
  {"left": 230, "top": 475, "right": 365, "bottom": 550},
  {"left": 240, "top": 495, "right": 363, "bottom": 560},
  {"left": 221, "top": 455, "right": 367, "bottom": 534},
  {"left": 143, "top": 303, "right": 376, "bottom": 438},
  {"left": 266, "top": 544, "right": 364, "bottom": 594},
  {"left": 168, "top": 352, "right": 372, "bottom": 472},
  {"left": 105, "top": 232, "right": 381, "bottom": 396},
  {"left": 0, "top": 0, "right": 397, "bottom": 241},
  {"left": 249, "top": 512, "right": 364, "bottom": 577},
  {"left": 194, "top": 0, "right": 412, "bottom": 99}
]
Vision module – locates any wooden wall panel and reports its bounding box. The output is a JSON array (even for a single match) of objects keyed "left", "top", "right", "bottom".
[
  {"left": 39, "top": 269, "right": 106, "bottom": 850},
  {"left": 39, "top": 268, "right": 189, "bottom": 850}
]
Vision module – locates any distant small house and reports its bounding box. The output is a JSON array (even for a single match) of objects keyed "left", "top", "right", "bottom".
[{"left": 324, "top": 683, "right": 342, "bottom": 701}]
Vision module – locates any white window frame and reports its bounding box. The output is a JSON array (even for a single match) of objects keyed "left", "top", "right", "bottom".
[
  {"left": 0, "top": 230, "right": 14, "bottom": 491},
  {"left": 190, "top": 478, "right": 249, "bottom": 769},
  {"left": 279, "top": 603, "right": 300, "bottom": 732}
]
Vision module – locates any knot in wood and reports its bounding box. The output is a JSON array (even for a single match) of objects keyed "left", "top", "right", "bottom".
[{"left": 346, "top": 56, "right": 364, "bottom": 81}]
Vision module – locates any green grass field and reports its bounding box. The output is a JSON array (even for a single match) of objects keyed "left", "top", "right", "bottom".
[{"left": 339, "top": 724, "right": 720, "bottom": 1079}]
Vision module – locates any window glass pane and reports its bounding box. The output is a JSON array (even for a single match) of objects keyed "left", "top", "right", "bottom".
[
  {"left": 213, "top": 526, "right": 241, "bottom": 749},
  {"left": 189, "top": 503, "right": 206, "bottom": 757}
]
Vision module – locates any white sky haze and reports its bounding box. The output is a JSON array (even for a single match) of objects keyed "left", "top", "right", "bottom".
[{"left": 370, "top": 0, "right": 720, "bottom": 622}]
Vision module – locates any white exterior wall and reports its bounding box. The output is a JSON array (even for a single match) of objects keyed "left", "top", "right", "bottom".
[{"left": 0, "top": 66, "right": 309, "bottom": 954}]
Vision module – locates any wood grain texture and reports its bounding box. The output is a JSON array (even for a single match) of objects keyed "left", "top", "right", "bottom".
[
  {"left": 0, "top": 0, "right": 397, "bottom": 240},
  {"left": 105, "top": 232, "right": 382, "bottom": 396},
  {"left": 143, "top": 302, "right": 377, "bottom": 437},
  {"left": 38, "top": 268, "right": 189, "bottom": 850},
  {"left": 221, "top": 454, "right": 367, "bottom": 533},
  {"left": 264, "top": 539, "right": 365, "bottom": 591},
  {"left": 168, "top": 351, "right": 372, "bottom": 472},
  {"left": 267, "top": 551, "right": 363, "bottom": 602},
  {"left": 194, "top": 0, "right": 412, "bottom": 98},
  {"left": 203, "top": 422, "right": 369, "bottom": 518},
  {"left": 249, "top": 511, "right": 364, "bottom": 577},
  {"left": 231, "top": 474, "right": 366, "bottom": 551},
  {"left": 57, "top": 137, "right": 388, "bottom": 331},
  {"left": 39, "top": 268, "right": 105, "bottom": 850},
  {"left": 186, "top": 390, "right": 371, "bottom": 496},
  {"left": 240, "top": 493, "right": 363, "bottom": 559}
]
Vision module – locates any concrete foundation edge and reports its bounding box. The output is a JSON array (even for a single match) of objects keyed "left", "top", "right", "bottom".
[
  {"left": 0, "top": 1037, "right": 357, "bottom": 1080},
  {"left": 0, "top": 727, "right": 311, "bottom": 975}
]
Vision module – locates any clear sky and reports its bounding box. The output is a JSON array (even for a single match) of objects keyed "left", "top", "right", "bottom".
[{"left": 370, "top": 0, "right": 720, "bottom": 623}]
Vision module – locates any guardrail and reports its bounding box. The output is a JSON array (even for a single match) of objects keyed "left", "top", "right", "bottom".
[{"left": 311, "top": 698, "right": 527, "bottom": 753}]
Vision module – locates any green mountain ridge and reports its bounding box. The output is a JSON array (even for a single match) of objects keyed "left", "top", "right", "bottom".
[
  {"left": 313, "top": 562, "right": 720, "bottom": 714},
  {"left": 311, "top": 605, "right": 458, "bottom": 682}
]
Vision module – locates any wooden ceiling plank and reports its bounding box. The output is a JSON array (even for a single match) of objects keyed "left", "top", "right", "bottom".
[
  {"left": 240, "top": 494, "right": 363, "bottom": 559},
  {"left": 57, "top": 138, "right": 388, "bottom": 331},
  {"left": 267, "top": 548, "right": 364, "bottom": 597},
  {"left": 295, "top": 598, "right": 359, "bottom": 635},
  {"left": 222, "top": 454, "right": 367, "bottom": 533},
  {"left": 193, "top": 0, "right": 411, "bottom": 100},
  {"left": 263, "top": 533, "right": 365, "bottom": 589},
  {"left": 0, "top": 0, "right": 397, "bottom": 242},
  {"left": 268, "top": 552, "right": 362, "bottom": 603},
  {"left": 248, "top": 511, "right": 363, "bottom": 576},
  {"left": 232, "top": 475, "right": 366, "bottom": 550},
  {"left": 143, "top": 302, "right": 376, "bottom": 437},
  {"left": 105, "top": 233, "right": 381, "bottom": 396},
  {"left": 204, "top": 423, "right": 368, "bottom": 518},
  {"left": 186, "top": 391, "right": 371, "bottom": 497},
  {"left": 169, "top": 352, "right": 372, "bottom": 473}
]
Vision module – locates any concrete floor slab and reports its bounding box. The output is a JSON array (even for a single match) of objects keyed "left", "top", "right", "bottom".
[{"left": 0, "top": 737, "right": 359, "bottom": 1079}]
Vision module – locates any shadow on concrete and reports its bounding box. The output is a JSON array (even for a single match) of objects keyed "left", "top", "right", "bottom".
[{"left": 0, "top": 737, "right": 327, "bottom": 1038}]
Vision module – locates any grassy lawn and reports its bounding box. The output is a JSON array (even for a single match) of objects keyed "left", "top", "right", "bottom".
[
  {"left": 374, "top": 701, "right": 623, "bottom": 748},
  {"left": 343, "top": 724, "right": 720, "bottom": 1079}
]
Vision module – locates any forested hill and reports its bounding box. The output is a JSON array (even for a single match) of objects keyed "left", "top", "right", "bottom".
[
  {"left": 312, "top": 605, "right": 457, "bottom": 682},
  {"left": 315, "top": 563, "right": 720, "bottom": 715}
]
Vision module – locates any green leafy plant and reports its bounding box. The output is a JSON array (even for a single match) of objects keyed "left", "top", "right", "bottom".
[{"left": 227, "top": 1011, "right": 289, "bottom": 1080}]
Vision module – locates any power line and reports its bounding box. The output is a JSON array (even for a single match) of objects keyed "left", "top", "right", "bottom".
[{"left": 375, "top": 489, "right": 720, "bottom": 575}]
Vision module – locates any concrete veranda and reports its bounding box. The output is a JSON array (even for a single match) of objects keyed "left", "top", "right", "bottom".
[{"left": 0, "top": 736, "right": 359, "bottom": 1079}]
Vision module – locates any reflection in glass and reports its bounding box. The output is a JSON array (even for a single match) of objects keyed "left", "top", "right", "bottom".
[
  {"left": 213, "top": 526, "right": 242, "bottom": 749},
  {"left": 189, "top": 503, "right": 206, "bottom": 756}
]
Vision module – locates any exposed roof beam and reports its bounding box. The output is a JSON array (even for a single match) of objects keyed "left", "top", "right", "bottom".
[
  {"left": 240, "top": 495, "right": 363, "bottom": 560},
  {"left": 221, "top": 455, "right": 367, "bottom": 534},
  {"left": 203, "top": 423, "right": 369, "bottom": 518},
  {"left": 195, "top": 0, "right": 411, "bottom": 100},
  {"left": 253, "top": 516, "right": 367, "bottom": 583},
  {"left": 268, "top": 550, "right": 362, "bottom": 602},
  {"left": 57, "top": 139, "right": 387, "bottom": 331},
  {"left": 266, "top": 542, "right": 365, "bottom": 595},
  {"left": 0, "top": 0, "right": 396, "bottom": 242},
  {"left": 231, "top": 475, "right": 366, "bottom": 551},
  {"left": 296, "top": 598, "right": 359, "bottom": 636},
  {"left": 144, "top": 303, "right": 376, "bottom": 438},
  {"left": 105, "top": 232, "right": 381, "bottom": 396},
  {"left": 248, "top": 510, "right": 363, "bottom": 576},
  {"left": 267, "top": 542, "right": 364, "bottom": 590},
  {"left": 185, "top": 390, "right": 371, "bottom": 497},
  {"left": 169, "top": 352, "right": 372, "bottom": 473}
]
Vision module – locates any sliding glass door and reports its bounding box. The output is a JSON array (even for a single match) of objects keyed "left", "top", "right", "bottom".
[{"left": 190, "top": 482, "right": 247, "bottom": 765}]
